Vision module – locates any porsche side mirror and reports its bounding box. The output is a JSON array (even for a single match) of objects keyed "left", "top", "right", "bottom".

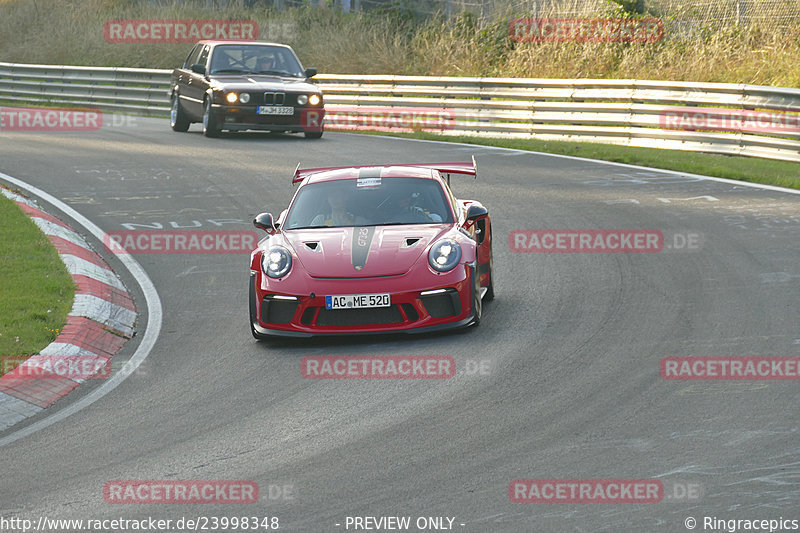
[
  {"left": 254, "top": 212, "right": 276, "bottom": 234},
  {"left": 304, "top": 67, "right": 317, "bottom": 78},
  {"left": 465, "top": 204, "right": 488, "bottom": 222},
  {"left": 190, "top": 63, "right": 206, "bottom": 75}
]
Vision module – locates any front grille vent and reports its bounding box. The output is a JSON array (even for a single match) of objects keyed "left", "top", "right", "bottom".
[
  {"left": 315, "top": 306, "right": 404, "bottom": 326},
  {"left": 264, "top": 92, "right": 286, "bottom": 105}
]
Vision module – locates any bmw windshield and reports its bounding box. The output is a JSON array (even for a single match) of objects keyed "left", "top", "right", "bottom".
[
  {"left": 285, "top": 177, "right": 454, "bottom": 229},
  {"left": 209, "top": 44, "right": 305, "bottom": 77}
]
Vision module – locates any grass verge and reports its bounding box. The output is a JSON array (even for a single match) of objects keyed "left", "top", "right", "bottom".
[
  {"left": 0, "top": 190, "right": 74, "bottom": 373},
  {"left": 363, "top": 131, "right": 800, "bottom": 190}
]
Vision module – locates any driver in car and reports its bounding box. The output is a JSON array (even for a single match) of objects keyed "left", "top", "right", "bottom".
[
  {"left": 389, "top": 191, "right": 443, "bottom": 223},
  {"left": 255, "top": 55, "right": 275, "bottom": 73}
]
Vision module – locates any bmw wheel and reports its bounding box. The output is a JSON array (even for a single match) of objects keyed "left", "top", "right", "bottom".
[
  {"left": 202, "top": 97, "right": 221, "bottom": 138},
  {"left": 170, "top": 93, "right": 190, "bottom": 132}
]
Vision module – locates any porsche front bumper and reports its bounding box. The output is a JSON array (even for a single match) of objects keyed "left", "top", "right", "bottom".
[{"left": 249, "top": 264, "right": 479, "bottom": 337}]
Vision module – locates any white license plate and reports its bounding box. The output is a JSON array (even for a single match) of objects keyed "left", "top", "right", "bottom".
[
  {"left": 325, "top": 293, "right": 391, "bottom": 309},
  {"left": 257, "top": 106, "right": 294, "bottom": 115}
]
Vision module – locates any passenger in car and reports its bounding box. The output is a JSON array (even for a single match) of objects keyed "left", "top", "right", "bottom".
[{"left": 310, "top": 189, "right": 368, "bottom": 227}]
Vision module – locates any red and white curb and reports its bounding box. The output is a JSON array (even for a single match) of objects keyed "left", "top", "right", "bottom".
[{"left": 0, "top": 187, "right": 137, "bottom": 430}]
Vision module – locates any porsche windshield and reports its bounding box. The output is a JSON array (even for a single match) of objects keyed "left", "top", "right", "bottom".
[{"left": 285, "top": 177, "right": 454, "bottom": 229}]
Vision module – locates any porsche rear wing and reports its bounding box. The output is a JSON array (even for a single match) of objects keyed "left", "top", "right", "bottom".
[{"left": 291, "top": 156, "right": 477, "bottom": 185}]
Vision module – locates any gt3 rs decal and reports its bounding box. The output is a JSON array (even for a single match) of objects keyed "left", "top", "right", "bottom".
[{"left": 351, "top": 226, "right": 375, "bottom": 271}]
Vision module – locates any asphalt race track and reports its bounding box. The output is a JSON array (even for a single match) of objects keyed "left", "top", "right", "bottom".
[{"left": 1, "top": 118, "right": 799, "bottom": 532}]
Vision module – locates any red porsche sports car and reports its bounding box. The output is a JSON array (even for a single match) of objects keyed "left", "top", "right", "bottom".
[{"left": 249, "top": 159, "right": 493, "bottom": 338}]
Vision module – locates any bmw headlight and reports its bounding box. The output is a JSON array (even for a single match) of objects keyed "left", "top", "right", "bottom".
[
  {"left": 309, "top": 94, "right": 321, "bottom": 106},
  {"left": 428, "top": 239, "right": 461, "bottom": 272},
  {"left": 225, "top": 92, "right": 238, "bottom": 104},
  {"left": 239, "top": 92, "right": 250, "bottom": 104},
  {"left": 262, "top": 246, "right": 292, "bottom": 278},
  {"left": 296, "top": 94, "right": 308, "bottom": 105}
]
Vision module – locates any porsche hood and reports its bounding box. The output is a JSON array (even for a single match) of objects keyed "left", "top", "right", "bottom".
[{"left": 280, "top": 225, "right": 449, "bottom": 278}]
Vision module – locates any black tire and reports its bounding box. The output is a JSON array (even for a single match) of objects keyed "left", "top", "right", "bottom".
[
  {"left": 471, "top": 265, "right": 482, "bottom": 326},
  {"left": 202, "top": 98, "right": 221, "bottom": 138},
  {"left": 249, "top": 277, "right": 265, "bottom": 340},
  {"left": 483, "top": 232, "right": 495, "bottom": 302},
  {"left": 304, "top": 130, "right": 323, "bottom": 139},
  {"left": 170, "top": 93, "right": 190, "bottom": 132}
]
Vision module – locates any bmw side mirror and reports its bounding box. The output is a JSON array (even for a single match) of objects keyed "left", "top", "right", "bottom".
[
  {"left": 190, "top": 64, "right": 206, "bottom": 75},
  {"left": 465, "top": 204, "right": 488, "bottom": 222},
  {"left": 254, "top": 212, "right": 276, "bottom": 234},
  {"left": 304, "top": 67, "right": 317, "bottom": 78}
]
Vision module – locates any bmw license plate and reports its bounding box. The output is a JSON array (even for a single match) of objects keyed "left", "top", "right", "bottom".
[
  {"left": 326, "top": 293, "right": 390, "bottom": 309},
  {"left": 257, "top": 106, "right": 294, "bottom": 115}
]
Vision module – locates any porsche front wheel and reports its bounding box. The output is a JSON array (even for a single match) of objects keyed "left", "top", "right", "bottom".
[
  {"left": 249, "top": 277, "right": 266, "bottom": 340},
  {"left": 483, "top": 238, "right": 495, "bottom": 302},
  {"left": 471, "top": 266, "right": 482, "bottom": 326}
]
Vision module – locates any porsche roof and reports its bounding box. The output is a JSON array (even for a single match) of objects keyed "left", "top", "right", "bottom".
[
  {"left": 292, "top": 160, "right": 477, "bottom": 185},
  {"left": 298, "top": 166, "right": 436, "bottom": 185}
]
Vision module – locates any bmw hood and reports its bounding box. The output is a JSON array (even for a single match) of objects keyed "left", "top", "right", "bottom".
[
  {"left": 209, "top": 75, "right": 319, "bottom": 93},
  {"left": 282, "top": 225, "right": 450, "bottom": 278}
]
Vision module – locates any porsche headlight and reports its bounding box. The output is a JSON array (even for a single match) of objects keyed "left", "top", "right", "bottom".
[
  {"left": 239, "top": 92, "right": 250, "bottom": 104},
  {"left": 428, "top": 239, "right": 462, "bottom": 272},
  {"left": 262, "top": 246, "right": 292, "bottom": 278},
  {"left": 225, "top": 92, "right": 238, "bottom": 104},
  {"left": 309, "top": 94, "right": 321, "bottom": 106},
  {"left": 296, "top": 94, "right": 308, "bottom": 105}
]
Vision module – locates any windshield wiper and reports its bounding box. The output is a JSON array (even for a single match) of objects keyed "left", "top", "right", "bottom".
[
  {"left": 212, "top": 69, "right": 248, "bottom": 74},
  {"left": 251, "top": 70, "right": 292, "bottom": 76},
  {"left": 288, "top": 224, "right": 330, "bottom": 230}
]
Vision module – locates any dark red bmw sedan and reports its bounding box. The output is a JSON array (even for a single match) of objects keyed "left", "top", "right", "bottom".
[{"left": 169, "top": 40, "right": 324, "bottom": 138}]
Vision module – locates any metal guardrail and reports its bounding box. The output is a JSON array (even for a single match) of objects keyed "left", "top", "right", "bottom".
[
  {"left": 0, "top": 63, "right": 172, "bottom": 116},
  {"left": 2, "top": 62, "right": 800, "bottom": 163}
]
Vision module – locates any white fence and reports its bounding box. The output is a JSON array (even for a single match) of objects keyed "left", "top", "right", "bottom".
[{"left": 2, "top": 61, "right": 800, "bottom": 163}]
